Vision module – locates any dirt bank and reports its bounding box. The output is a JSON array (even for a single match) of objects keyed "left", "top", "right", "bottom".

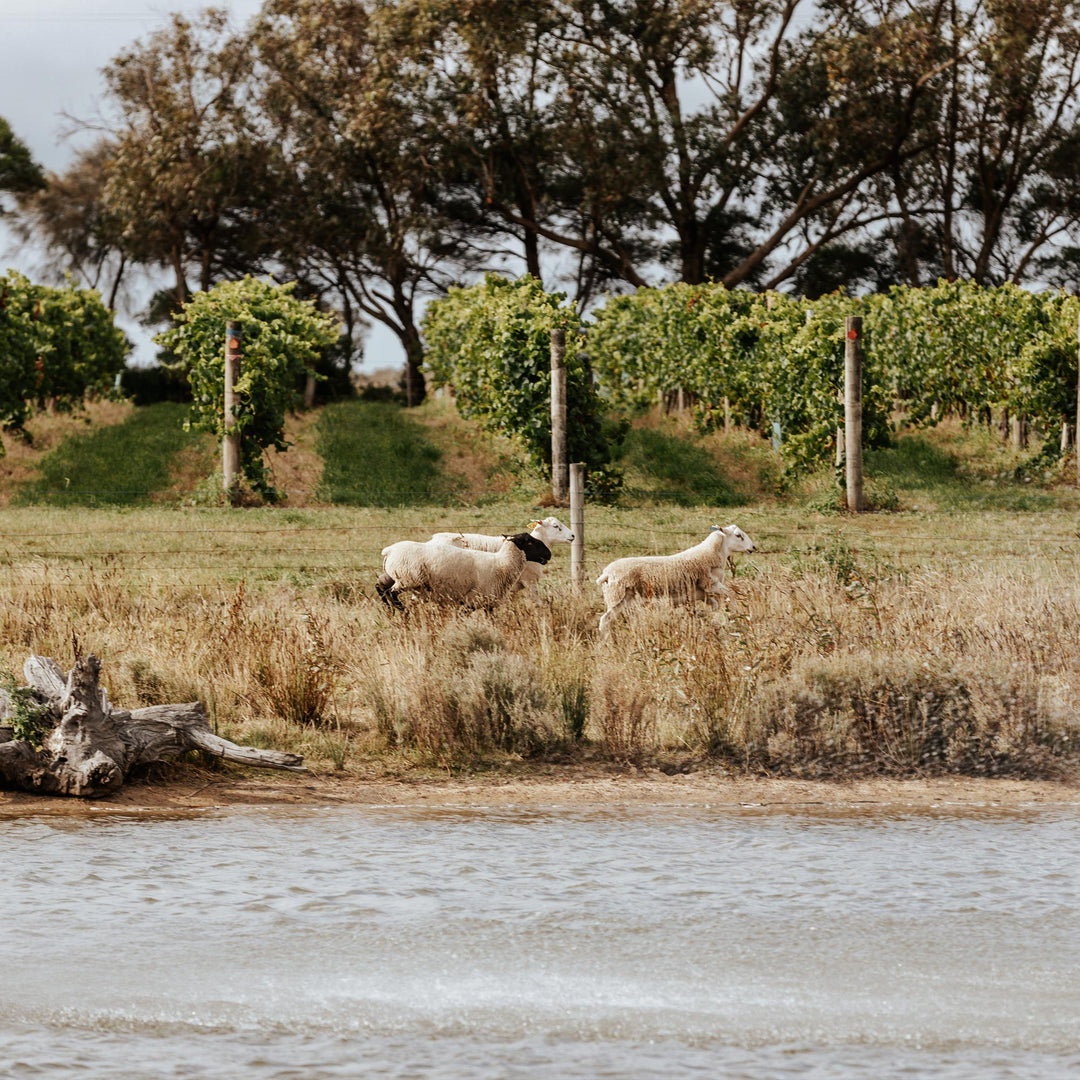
[{"left": 2, "top": 767, "right": 1078, "bottom": 816}]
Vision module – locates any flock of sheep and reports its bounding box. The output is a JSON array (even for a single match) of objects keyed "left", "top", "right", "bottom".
[{"left": 376, "top": 517, "right": 756, "bottom": 634}]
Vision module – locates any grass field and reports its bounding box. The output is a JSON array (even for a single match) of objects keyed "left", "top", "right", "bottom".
[{"left": 2, "top": 400, "right": 1079, "bottom": 782}]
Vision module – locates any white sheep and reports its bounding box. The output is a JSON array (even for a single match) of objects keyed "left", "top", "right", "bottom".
[
  {"left": 377, "top": 531, "right": 552, "bottom": 612},
  {"left": 429, "top": 517, "right": 574, "bottom": 594},
  {"left": 595, "top": 524, "right": 756, "bottom": 635}
]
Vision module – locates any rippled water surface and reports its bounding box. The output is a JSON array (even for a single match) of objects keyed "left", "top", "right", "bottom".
[{"left": 2, "top": 803, "right": 1078, "bottom": 1079}]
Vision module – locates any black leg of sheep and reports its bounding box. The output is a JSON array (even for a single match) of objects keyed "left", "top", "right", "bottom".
[{"left": 376, "top": 573, "right": 406, "bottom": 612}]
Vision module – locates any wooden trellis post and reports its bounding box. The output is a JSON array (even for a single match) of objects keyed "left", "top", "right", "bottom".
[
  {"left": 223, "top": 321, "right": 242, "bottom": 501},
  {"left": 569, "top": 462, "right": 585, "bottom": 590},
  {"left": 844, "top": 316, "right": 864, "bottom": 512},
  {"left": 551, "top": 328, "right": 568, "bottom": 504}
]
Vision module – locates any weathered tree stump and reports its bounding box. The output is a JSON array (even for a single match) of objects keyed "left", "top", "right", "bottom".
[{"left": 0, "top": 653, "right": 305, "bottom": 798}]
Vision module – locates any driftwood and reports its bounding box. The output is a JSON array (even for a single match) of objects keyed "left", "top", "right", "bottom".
[{"left": 0, "top": 653, "right": 305, "bottom": 798}]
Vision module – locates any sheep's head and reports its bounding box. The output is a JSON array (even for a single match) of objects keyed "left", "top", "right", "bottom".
[
  {"left": 504, "top": 532, "right": 553, "bottom": 564},
  {"left": 710, "top": 524, "right": 756, "bottom": 553},
  {"left": 530, "top": 516, "right": 574, "bottom": 545}
]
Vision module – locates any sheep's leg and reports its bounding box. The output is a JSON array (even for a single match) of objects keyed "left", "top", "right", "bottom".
[
  {"left": 376, "top": 573, "right": 406, "bottom": 612},
  {"left": 598, "top": 596, "right": 631, "bottom": 636},
  {"left": 702, "top": 570, "right": 729, "bottom": 606}
]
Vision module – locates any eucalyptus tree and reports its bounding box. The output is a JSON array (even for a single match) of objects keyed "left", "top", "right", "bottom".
[
  {"left": 563, "top": 0, "right": 965, "bottom": 289},
  {"left": 945, "top": 0, "right": 1080, "bottom": 285},
  {"left": 859, "top": 0, "right": 1080, "bottom": 287},
  {"left": 100, "top": 9, "right": 276, "bottom": 310},
  {"left": 401, "top": 0, "right": 563, "bottom": 283},
  {"left": 251, "top": 0, "right": 485, "bottom": 405},
  {"left": 751, "top": 0, "right": 958, "bottom": 290},
  {"left": 9, "top": 141, "right": 131, "bottom": 309},
  {"left": 412, "top": 0, "right": 959, "bottom": 293}
]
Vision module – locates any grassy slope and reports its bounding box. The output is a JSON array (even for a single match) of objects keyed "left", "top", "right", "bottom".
[
  {"left": 14, "top": 402, "right": 211, "bottom": 507},
  {"left": 314, "top": 399, "right": 454, "bottom": 505}
]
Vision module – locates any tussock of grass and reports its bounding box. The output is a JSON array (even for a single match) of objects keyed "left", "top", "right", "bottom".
[
  {"left": 315, "top": 400, "right": 451, "bottom": 505},
  {"left": 15, "top": 402, "right": 205, "bottom": 507}
]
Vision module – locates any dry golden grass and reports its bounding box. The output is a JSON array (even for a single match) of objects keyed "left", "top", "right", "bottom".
[{"left": 0, "top": 502, "right": 1077, "bottom": 780}]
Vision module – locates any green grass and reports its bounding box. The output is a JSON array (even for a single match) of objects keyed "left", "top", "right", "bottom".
[
  {"left": 619, "top": 426, "right": 747, "bottom": 506},
  {"left": 863, "top": 428, "right": 1075, "bottom": 513},
  {"left": 15, "top": 402, "right": 204, "bottom": 507},
  {"left": 315, "top": 400, "right": 452, "bottom": 506}
]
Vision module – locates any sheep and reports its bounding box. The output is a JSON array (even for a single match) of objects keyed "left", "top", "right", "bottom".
[
  {"left": 428, "top": 516, "right": 574, "bottom": 594},
  {"left": 595, "top": 524, "right": 756, "bottom": 635},
  {"left": 377, "top": 531, "right": 552, "bottom": 612}
]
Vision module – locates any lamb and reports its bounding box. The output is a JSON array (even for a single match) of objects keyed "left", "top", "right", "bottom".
[
  {"left": 377, "top": 531, "right": 552, "bottom": 612},
  {"left": 595, "top": 524, "right": 756, "bottom": 635},
  {"left": 429, "top": 516, "right": 574, "bottom": 594}
]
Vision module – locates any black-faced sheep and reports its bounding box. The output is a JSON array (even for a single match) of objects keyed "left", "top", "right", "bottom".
[
  {"left": 377, "top": 532, "right": 552, "bottom": 612},
  {"left": 596, "top": 524, "right": 756, "bottom": 635},
  {"left": 429, "top": 517, "right": 574, "bottom": 594}
]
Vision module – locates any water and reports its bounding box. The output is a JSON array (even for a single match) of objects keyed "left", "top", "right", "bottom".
[{"left": 1, "top": 804, "right": 1078, "bottom": 1079}]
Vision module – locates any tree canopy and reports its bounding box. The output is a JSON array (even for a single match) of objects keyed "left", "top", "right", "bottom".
[
  {"left": 12, "top": 0, "right": 1080, "bottom": 395},
  {"left": 0, "top": 117, "right": 45, "bottom": 213}
]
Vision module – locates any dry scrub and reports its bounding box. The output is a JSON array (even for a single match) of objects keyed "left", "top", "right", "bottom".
[{"left": 0, "top": 545, "right": 1077, "bottom": 780}]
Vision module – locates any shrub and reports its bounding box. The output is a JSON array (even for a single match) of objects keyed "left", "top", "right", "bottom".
[
  {"left": 423, "top": 274, "right": 626, "bottom": 498},
  {"left": 156, "top": 277, "right": 339, "bottom": 500},
  {"left": 754, "top": 657, "right": 975, "bottom": 775},
  {"left": 0, "top": 271, "right": 127, "bottom": 437},
  {"left": 370, "top": 614, "right": 560, "bottom": 763}
]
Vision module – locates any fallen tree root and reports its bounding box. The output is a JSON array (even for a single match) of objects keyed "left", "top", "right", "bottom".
[{"left": 0, "top": 653, "right": 305, "bottom": 798}]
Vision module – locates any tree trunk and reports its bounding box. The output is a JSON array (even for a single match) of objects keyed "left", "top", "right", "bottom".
[
  {"left": 400, "top": 324, "right": 427, "bottom": 408},
  {"left": 0, "top": 654, "right": 305, "bottom": 798}
]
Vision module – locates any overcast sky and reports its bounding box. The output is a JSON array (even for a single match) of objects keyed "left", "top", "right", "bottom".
[{"left": 0, "top": 0, "right": 398, "bottom": 371}]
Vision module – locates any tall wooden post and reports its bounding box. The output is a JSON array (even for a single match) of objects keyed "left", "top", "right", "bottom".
[
  {"left": 1011, "top": 413, "right": 1025, "bottom": 450},
  {"left": 569, "top": 462, "right": 585, "bottom": 590},
  {"left": 223, "top": 322, "right": 242, "bottom": 501},
  {"left": 844, "top": 316, "right": 864, "bottom": 512},
  {"left": 551, "top": 328, "right": 567, "bottom": 504}
]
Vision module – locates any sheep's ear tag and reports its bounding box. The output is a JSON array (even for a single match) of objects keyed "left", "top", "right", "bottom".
[{"left": 709, "top": 525, "right": 723, "bottom": 533}]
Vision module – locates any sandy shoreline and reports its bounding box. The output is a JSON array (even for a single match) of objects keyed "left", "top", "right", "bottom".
[{"left": 2, "top": 768, "right": 1079, "bottom": 815}]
